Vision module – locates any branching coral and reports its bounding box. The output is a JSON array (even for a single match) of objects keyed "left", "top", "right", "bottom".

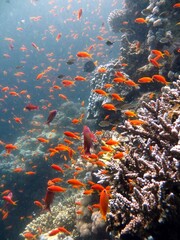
[{"left": 98, "top": 80, "right": 180, "bottom": 239}]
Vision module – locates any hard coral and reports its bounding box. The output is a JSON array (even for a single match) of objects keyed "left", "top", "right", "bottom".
[{"left": 100, "top": 80, "right": 180, "bottom": 239}]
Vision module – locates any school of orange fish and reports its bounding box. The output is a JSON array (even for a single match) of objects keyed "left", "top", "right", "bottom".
[{"left": 0, "top": 0, "right": 179, "bottom": 239}]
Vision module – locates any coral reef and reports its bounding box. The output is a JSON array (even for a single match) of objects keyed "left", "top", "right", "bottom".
[
  {"left": 97, "top": 80, "right": 180, "bottom": 239},
  {"left": 20, "top": 193, "right": 77, "bottom": 239}
]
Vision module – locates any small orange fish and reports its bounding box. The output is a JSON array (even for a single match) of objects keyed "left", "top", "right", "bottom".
[
  {"left": 34, "top": 201, "right": 43, "bottom": 208},
  {"left": 51, "top": 164, "right": 64, "bottom": 174},
  {"left": 36, "top": 72, "right": 45, "bottom": 80},
  {"left": 83, "top": 189, "right": 94, "bottom": 195},
  {"left": 173, "top": 3, "right": 180, "bottom": 8},
  {"left": 58, "top": 227, "right": 71, "bottom": 235},
  {"left": 113, "top": 77, "right": 126, "bottom": 83},
  {"left": 149, "top": 58, "right": 162, "bottom": 68},
  {"left": 93, "top": 89, "right": 108, "bottom": 96},
  {"left": 111, "top": 93, "right": 124, "bottom": 101},
  {"left": 151, "top": 50, "right": 164, "bottom": 58},
  {"left": 13, "top": 117, "right": 23, "bottom": 124},
  {"left": 102, "top": 103, "right": 116, "bottom": 111},
  {"left": 62, "top": 80, "right": 75, "bottom": 87},
  {"left": 5, "top": 144, "right": 18, "bottom": 154},
  {"left": 97, "top": 67, "right": 106, "bottom": 73},
  {"left": 128, "top": 119, "right": 146, "bottom": 125},
  {"left": 100, "top": 189, "right": 109, "bottom": 221},
  {"left": 37, "top": 137, "right": 49, "bottom": 143},
  {"left": 134, "top": 18, "right": 147, "bottom": 24},
  {"left": 152, "top": 75, "right": 170, "bottom": 85},
  {"left": 138, "top": 77, "right": 153, "bottom": 83},
  {"left": 113, "top": 152, "right": 124, "bottom": 159},
  {"left": 125, "top": 79, "right": 139, "bottom": 87},
  {"left": 103, "top": 83, "right": 113, "bottom": 88},
  {"left": 58, "top": 94, "right": 68, "bottom": 101},
  {"left": 49, "top": 228, "right": 60, "bottom": 236},
  {"left": 123, "top": 110, "right": 137, "bottom": 117},
  {"left": 56, "top": 33, "right": 61, "bottom": 42},
  {"left": 47, "top": 185, "right": 66, "bottom": 192},
  {"left": 74, "top": 76, "right": 86, "bottom": 81},
  {"left": 91, "top": 184, "right": 105, "bottom": 192},
  {"left": 67, "top": 179, "right": 85, "bottom": 188},
  {"left": 64, "top": 131, "right": 80, "bottom": 140},
  {"left": 77, "top": 8, "right": 83, "bottom": 20},
  {"left": 101, "top": 146, "right": 113, "bottom": 152},
  {"left": 76, "top": 51, "right": 92, "bottom": 58},
  {"left": 23, "top": 232, "right": 36, "bottom": 239},
  {"left": 106, "top": 139, "right": 119, "bottom": 145}
]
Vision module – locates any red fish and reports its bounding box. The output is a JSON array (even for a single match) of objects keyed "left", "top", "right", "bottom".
[
  {"left": 25, "top": 103, "right": 39, "bottom": 111},
  {"left": 43, "top": 190, "right": 55, "bottom": 212},
  {"left": 46, "top": 110, "right": 57, "bottom": 125},
  {"left": 83, "top": 125, "right": 97, "bottom": 155}
]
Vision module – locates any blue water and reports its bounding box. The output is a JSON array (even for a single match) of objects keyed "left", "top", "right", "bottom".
[{"left": 0, "top": 0, "right": 121, "bottom": 239}]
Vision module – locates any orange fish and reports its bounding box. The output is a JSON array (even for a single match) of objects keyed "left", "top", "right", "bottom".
[
  {"left": 64, "top": 131, "right": 80, "bottom": 140},
  {"left": 97, "top": 67, "right": 106, "bottom": 73},
  {"left": 51, "top": 164, "right": 64, "bottom": 174},
  {"left": 97, "top": 36, "right": 104, "bottom": 41},
  {"left": 5, "top": 144, "right": 18, "bottom": 154},
  {"left": 125, "top": 79, "right": 139, "bottom": 87},
  {"left": 66, "top": 179, "right": 85, "bottom": 188},
  {"left": 101, "top": 146, "right": 113, "bottom": 152},
  {"left": 76, "top": 51, "right": 92, "bottom": 58},
  {"left": 100, "top": 189, "right": 109, "bottom": 220},
  {"left": 105, "top": 139, "right": 119, "bottom": 146},
  {"left": 2, "top": 196, "right": 17, "bottom": 205},
  {"left": 12, "top": 167, "right": 23, "bottom": 173},
  {"left": 152, "top": 75, "right": 170, "bottom": 85},
  {"left": 74, "top": 76, "right": 86, "bottom": 81},
  {"left": 13, "top": 117, "right": 23, "bottom": 124},
  {"left": 103, "top": 83, "right": 113, "bottom": 88},
  {"left": 58, "top": 227, "right": 71, "bottom": 235},
  {"left": 113, "top": 152, "right": 124, "bottom": 159},
  {"left": 62, "top": 80, "right": 75, "bottom": 87},
  {"left": 93, "top": 89, "right": 108, "bottom": 96},
  {"left": 128, "top": 119, "right": 146, "bottom": 125},
  {"left": 91, "top": 184, "right": 105, "bottom": 192},
  {"left": 151, "top": 50, "right": 164, "bottom": 58},
  {"left": 49, "top": 228, "right": 60, "bottom": 236},
  {"left": 134, "top": 18, "right": 147, "bottom": 24},
  {"left": 83, "top": 189, "right": 94, "bottom": 195},
  {"left": 37, "top": 137, "right": 49, "bottom": 143},
  {"left": 56, "top": 33, "right": 61, "bottom": 42},
  {"left": 113, "top": 77, "right": 126, "bottom": 83},
  {"left": 77, "top": 8, "right": 83, "bottom": 20},
  {"left": 58, "top": 94, "right": 68, "bottom": 101},
  {"left": 34, "top": 201, "right": 44, "bottom": 209},
  {"left": 23, "top": 232, "right": 36, "bottom": 239},
  {"left": 111, "top": 93, "right": 124, "bottom": 101},
  {"left": 123, "top": 110, "right": 137, "bottom": 117},
  {"left": 173, "top": 3, "right": 180, "bottom": 8},
  {"left": 138, "top": 77, "right": 153, "bottom": 83},
  {"left": 36, "top": 72, "right": 45, "bottom": 80},
  {"left": 47, "top": 185, "right": 66, "bottom": 192},
  {"left": 102, "top": 103, "right": 116, "bottom": 111},
  {"left": 149, "top": 58, "right": 162, "bottom": 68}
]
